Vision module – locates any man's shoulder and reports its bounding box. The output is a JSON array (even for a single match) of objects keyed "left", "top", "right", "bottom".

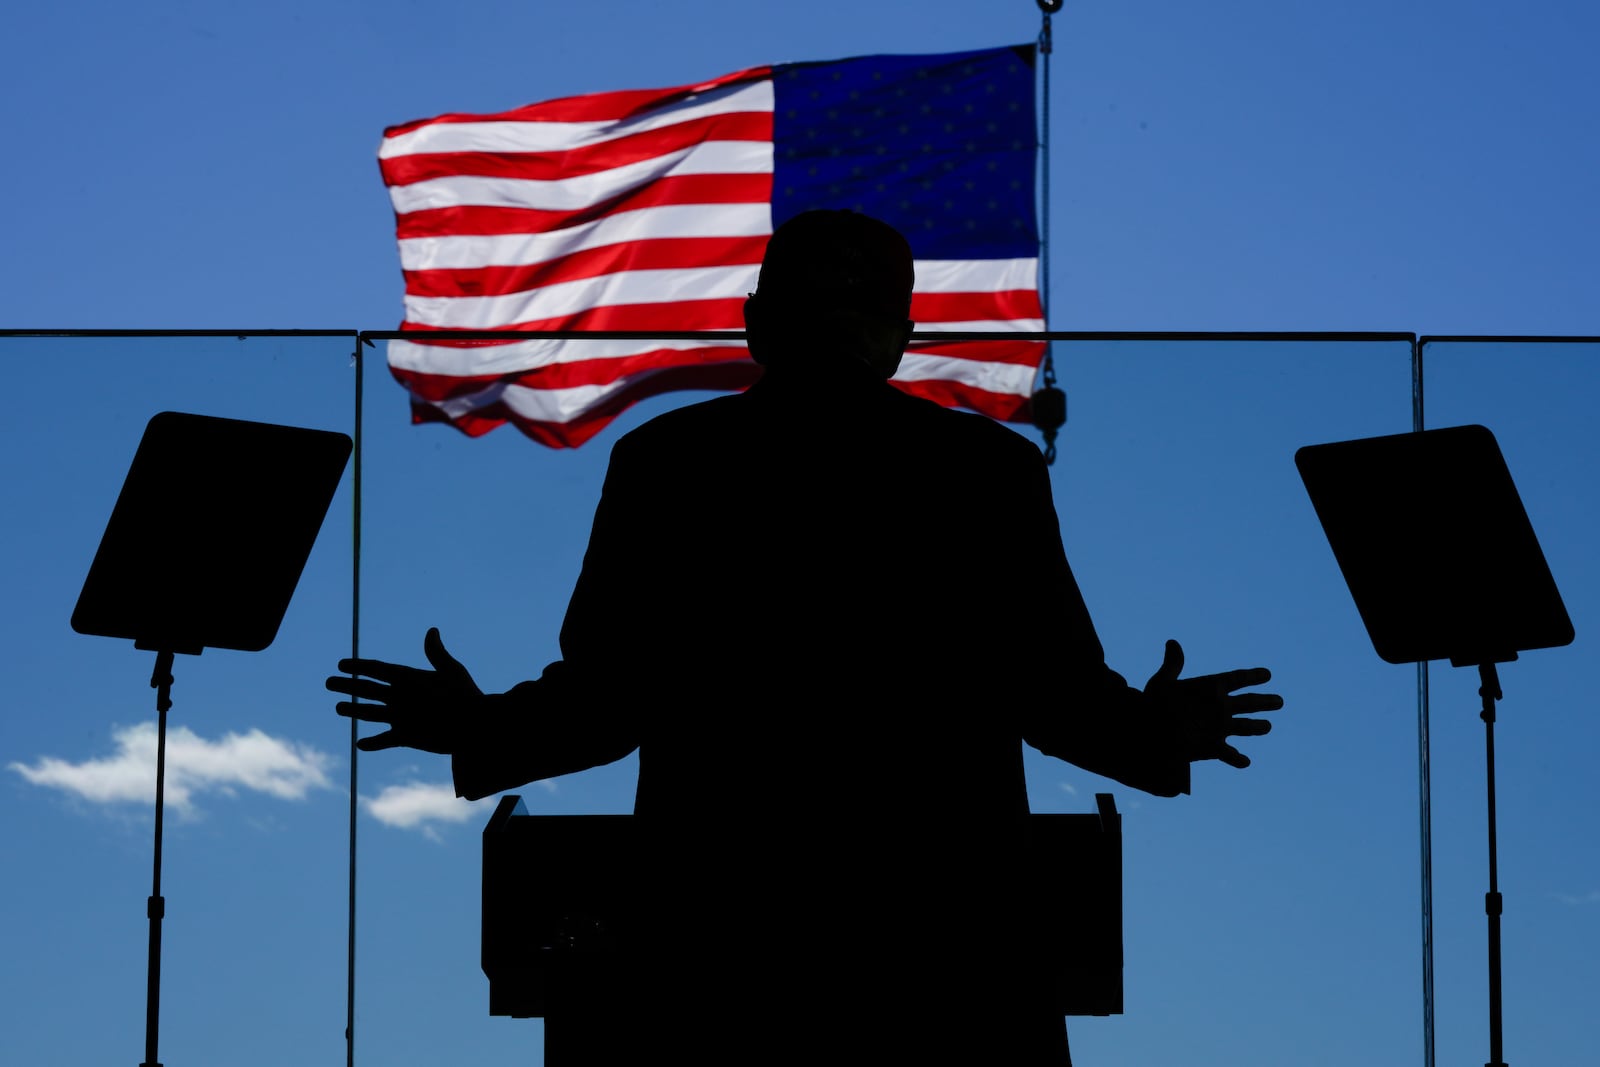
[
  {"left": 889, "top": 387, "right": 1045, "bottom": 459},
  {"left": 613, "top": 393, "right": 747, "bottom": 450},
  {"left": 611, "top": 384, "right": 1043, "bottom": 465}
]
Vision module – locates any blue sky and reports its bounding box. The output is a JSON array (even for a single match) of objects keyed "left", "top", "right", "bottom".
[{"left": 3, "top": 3, "right": 1595, "bottom": 1066}]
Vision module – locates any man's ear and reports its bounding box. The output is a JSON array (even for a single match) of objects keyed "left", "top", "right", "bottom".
[
  {"left": 743, "top": 293, "right": 771, "bottom": 367},
  {"left": 875, "top": 318, "right": 914, "bottom": 379}
]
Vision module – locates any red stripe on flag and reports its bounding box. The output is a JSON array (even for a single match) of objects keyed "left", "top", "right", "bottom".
[
  {"left": 400, "top": 296, "right": 748, "bottom": 334},
  {"left": 403, "top": 236, "right": 769, "bottom": 298},
  {"left": 406, "top": 361, "right": 764, "bottom": 448},
  {"left": 391, "top": 343, "right": 754, "bottom": 399},
  {"left": 910, "top": 289, "right": 1043, "bottom": 324}
]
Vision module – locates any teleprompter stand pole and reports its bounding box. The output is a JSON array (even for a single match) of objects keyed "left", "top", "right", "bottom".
[
  {"left": 1478, "top": 662, "right": 1507, "bottom": 1067},
  {"left": 142, "top": 649, "right": 175, "bottom": 1067}
]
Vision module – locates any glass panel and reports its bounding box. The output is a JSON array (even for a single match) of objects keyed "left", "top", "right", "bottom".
[
  {"left": 1416, "top": 340, "right": 1599, "bottom": 1067},
  {"left": 2, "top": 334, "right": 356, "bottom": 1065},
  {"left": 355, "top": 354, "right": 732, "bottom": 1058},
  {"left": 1041, "top": 339, "right": 1420, "bottom": 1063}
]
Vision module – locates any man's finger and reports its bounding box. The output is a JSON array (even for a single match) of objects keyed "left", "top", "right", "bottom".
[
  {"left": 1226, "top": 693, "right": 1284, "bottom": 714},
  {"left": 1226, "top": 718, "right": 1272, "bottom": 738},
  {"left": 1147, "top": 639, "right": 1184, "bottom": 688},
  {"left": 326, "top": 676, "right": 397, "bottom": 703},
  {"left": 1218, "top": 744, "right": 1251, "bottom": 769},
  {"left": 1187, "top": 667, "right": 1272, "bottom": 694},
  {"left": 334, "top": 701, "right": 398, "bottom": 724},
  {"left": 335, "top": 658, "right": 421, "bottom": 683},
  {"left": 423, "top": 627, "right": 466, "bottom": 677},
  {"left": 356, "top": 731, "right": 404, "bottom": 752}
]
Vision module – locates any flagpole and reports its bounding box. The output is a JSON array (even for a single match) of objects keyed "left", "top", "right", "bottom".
[{"left": 1032, "top": 0, "right": 1068, "bottom": 463}]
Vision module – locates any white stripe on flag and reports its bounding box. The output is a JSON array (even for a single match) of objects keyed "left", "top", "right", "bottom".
[
  {"left": 914, "top": 258, "right": 1038, "bottom": 295},
  {"left": 914, "top": 318, "right": 1047, "bottom": 333},
  {"left": 403, "top": 259, "right": 1029, "bottom": 329},
  {"left": 404, "top": 265, "right": 762, "bottom": 329},
  {"left": 388, "top": 337, "right": 745, "bottom": 376},
  {"left": 397, "top": 203, "right": 775, "bottom": 271},
  {"left": 891, "top": 351, "right": 1041, "bottom": 395},
  {"left": 434, "top": 377, "right": 655, "bottom": 426}
]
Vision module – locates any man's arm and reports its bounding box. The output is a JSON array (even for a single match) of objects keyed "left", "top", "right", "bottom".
[
  {"left": 449, "top": 662, "right": 640, "bottom": 800},
  {"left": 1025, "top": 640, "right": 1280, "bottom": 798},
  {"left": 1005, "top": 436, "right": 1280, "bottom": 795},
  {"left": 1024, "top": 663, "right": 1192, "bottom": 798},
  {"left": 328, "top": 432, "right": 657, "bottom": 798},
  {"left": 327, "top": 631, "right": 639, "bottom": 801}
]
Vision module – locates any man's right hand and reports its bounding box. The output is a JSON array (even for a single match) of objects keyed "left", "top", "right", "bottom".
[{"left": 326, "top": 627, "right": 482, "bottom": 754}]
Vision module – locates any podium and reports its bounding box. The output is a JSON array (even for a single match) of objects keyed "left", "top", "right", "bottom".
[{"left": 481, "top": 794, "right": 1125, "bottom": 1031}]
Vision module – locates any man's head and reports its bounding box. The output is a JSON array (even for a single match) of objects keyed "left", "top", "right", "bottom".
[{"left": 744, "top": 210, "right": 915, "bottom": 378}]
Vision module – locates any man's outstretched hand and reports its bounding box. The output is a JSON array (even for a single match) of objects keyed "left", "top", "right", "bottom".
[
  {"left": 326, "top": 627, "right": 482, "bottom": 754},
  {"left": 1144, "top": 639, "right": 1282, "bottom": 768}
]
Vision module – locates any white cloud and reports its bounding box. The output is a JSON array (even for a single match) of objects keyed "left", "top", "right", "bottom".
[
  {"left": 360, "top": 778, "right": 557, "bottom": 839},
  {"left": 1058, "top": 781, "right": 1078, "bottom": 796},
  {"left": 1555, "top": 889, "right": 1600, "bottom": 906},
  {"left": 9, "top": 722, "right": 333, "bottom": 817},
  {"left": 362, "top": 781, "right": 477, "bottom": 833}
]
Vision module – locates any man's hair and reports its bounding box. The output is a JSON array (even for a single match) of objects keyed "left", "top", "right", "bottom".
[{"left": 755, "top": 210, "right": 914, "bottom": 321}]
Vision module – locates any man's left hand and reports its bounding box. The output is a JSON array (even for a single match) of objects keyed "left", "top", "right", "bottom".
[
  {"left": 1143, "top": 639, "right": 1283, "bottom": 768},
  {"left": 326, "top": 627, "right": 482, "bottom": 754}
]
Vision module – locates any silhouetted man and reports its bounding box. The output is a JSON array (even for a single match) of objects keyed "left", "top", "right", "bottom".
[{"left": 330, "top": 210, "right": 1281, "bottom": 1064}]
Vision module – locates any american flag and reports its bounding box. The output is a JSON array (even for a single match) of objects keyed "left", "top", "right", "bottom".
[{"left": 379, "top": 45, "right": 1044, "bottom": 448}]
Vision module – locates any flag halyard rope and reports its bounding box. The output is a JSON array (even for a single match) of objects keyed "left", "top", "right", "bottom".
[{"left": 1032, "top": 1, "right": 1068, "bottom": 464}]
